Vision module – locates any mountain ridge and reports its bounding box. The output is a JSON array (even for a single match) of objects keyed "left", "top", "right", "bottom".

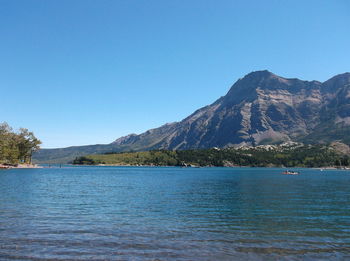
[{"left": 33, "top": 70, "right": 350, "bottom": 163}]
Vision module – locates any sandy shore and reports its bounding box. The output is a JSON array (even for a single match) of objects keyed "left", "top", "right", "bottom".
[{"left": 0, "top": 163, "right": 42, "bottom": 169}]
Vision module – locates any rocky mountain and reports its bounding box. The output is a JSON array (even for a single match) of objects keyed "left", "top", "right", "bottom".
[{"left": 33, "top": 70, "right": 350, "bottom": 163}]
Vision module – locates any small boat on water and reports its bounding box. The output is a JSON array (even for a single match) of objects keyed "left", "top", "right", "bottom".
[{"left": 282, "top": 170, "right": 300, "bottom": 175}]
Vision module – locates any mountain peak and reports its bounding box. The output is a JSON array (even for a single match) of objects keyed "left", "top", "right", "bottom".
[
  {"left": 245, "top": 70, "right": 274, "bottom": 77},
  {"left": 324, "top": 72, "right": 350, "bottom": 83},
  {"left": 322, "top": 72, "right": 350, "bottom": 93},
  {"left": 224, "top": 70, "right": 292, "bottom": 103},
  {"left": 238, "top": 70, "right": 293, "bottom": 85}
]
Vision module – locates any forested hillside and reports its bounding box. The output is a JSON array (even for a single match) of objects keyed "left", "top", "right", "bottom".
[{"left": 73, "top": 143, "right": 350, "bottom": 168}]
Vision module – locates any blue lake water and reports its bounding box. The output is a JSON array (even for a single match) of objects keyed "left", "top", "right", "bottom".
[{"left": 0, "top": 166, "right": 349, "bottom": 260}]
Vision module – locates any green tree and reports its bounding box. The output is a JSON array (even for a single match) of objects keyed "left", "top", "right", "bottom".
[{"left": 0, "top": 122, "right": 41, "bottom": 165}]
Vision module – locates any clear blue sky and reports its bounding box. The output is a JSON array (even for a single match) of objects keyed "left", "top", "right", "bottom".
[{"left": 1, "top": 0, "right": 349, "bottom": 148}]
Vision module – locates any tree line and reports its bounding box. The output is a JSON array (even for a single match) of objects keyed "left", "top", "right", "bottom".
[
  {"left": 73, "top": 145, "right": 350, "bottom": 168},
  {"left": 0, "top": 122, "right": 41, "bottom": 165}
]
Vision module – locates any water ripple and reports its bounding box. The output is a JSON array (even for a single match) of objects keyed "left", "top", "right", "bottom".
[{"left": 1, "top": 167, "right": 350, "bottom": 260}]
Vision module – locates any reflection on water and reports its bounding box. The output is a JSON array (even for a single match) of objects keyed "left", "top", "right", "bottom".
[{"left": 0, "top": 167, "right": 349, "bottom": 260}]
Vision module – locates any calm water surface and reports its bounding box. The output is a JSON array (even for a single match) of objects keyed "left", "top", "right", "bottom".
[{"left": 0, "top": 167, "right": 349, "bottom": 260}]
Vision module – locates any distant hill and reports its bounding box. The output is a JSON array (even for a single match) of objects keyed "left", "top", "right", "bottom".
[{"left": 33, "top": 70, "right": 350, "bottom": 163}]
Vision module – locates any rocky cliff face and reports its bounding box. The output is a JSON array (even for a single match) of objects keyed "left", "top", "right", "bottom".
[
  {"left": 33, "top": 70, "right": 350, "bottom": 163},
  {"left": 114, "top": 70, "right": 349, "bottom": 150}
]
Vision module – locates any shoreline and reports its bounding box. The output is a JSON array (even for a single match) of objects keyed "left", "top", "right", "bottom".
[
  {"left": 69, "top": 163, "right": 350, "bottom": 170},
  {"left": 10, "top": 163, "right": 350, "bottom": 170},
  {"left": 0, "top": 163, "right": 42, "bottom": 169}
]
